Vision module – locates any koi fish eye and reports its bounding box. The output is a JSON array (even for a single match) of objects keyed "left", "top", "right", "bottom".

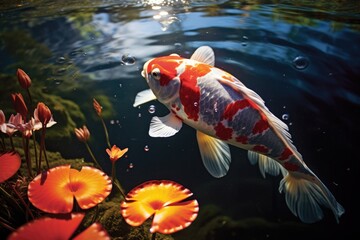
[{"left": 151, "top": 68, "right": 161, "bottom": 80}]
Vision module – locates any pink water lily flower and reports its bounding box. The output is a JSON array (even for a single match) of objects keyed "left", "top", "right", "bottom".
[
  {"left": 5, "top": 113, "right": 23, "bottom": 136},
  {"left": 17, "top": 118, "right": 36, "bottom": 138}
]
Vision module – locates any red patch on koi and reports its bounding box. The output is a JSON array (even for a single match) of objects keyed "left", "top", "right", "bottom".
[
  {"left": 253, "top": 145, "right": 269, "bottom": 153},
  {"left": 214, "top": 122, "right": 233, "bottom": 140},
  {"left": 252, "top": 118, "right": 269, "bottom": 134},
  {"left": 284, "top": 162, "right": 300, "bottom": 171},
  {"left": 278, "top": 147, "right": 292, "bottom": 161},
  {"left": 235, "top": 135, "right": 248, "bottom": 144},
  {"left": 221, "top": 99, "right": 250, "bottom": 121},
  {"left": 243, "top": 98, "right": 269, "bottom": 135},
  {"left": 148, "top": 56, "right": 182, "bottom": 86},
  {"left": 179, "top": 63, "right": 211, "bottom": 121}
]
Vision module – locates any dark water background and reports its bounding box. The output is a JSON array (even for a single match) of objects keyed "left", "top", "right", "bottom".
[{"left": 1, "top": 0, "right": 359, "bottom": 239}]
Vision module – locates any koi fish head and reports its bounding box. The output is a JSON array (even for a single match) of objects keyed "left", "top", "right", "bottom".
[{"left": 141, "top": 54, "right": 183, "bottom": 105}]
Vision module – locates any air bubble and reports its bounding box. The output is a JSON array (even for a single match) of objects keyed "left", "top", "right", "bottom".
[
  {"left": 148, "top": 105, "right": 156, "bottom": 114},
  {"left": 282, "top": 113, "right": 290, "bottom": 120},
  {"left": 121, "top": 54, "right": 136, "bottom": 65},
  {"left": 292, "top": 56, "right": 309, "bottom": 70},
  {"left": 241, "top": 36, "right": 248, "bottom": 46},
  {"left": 57, "top": 57, "right": 66, "bottom": 64},
  {"left": 144, "top": 145, "right": 149, "bottom": 152}
]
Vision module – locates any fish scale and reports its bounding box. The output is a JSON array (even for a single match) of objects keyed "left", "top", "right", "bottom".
[{"left": 197, "top": 70, "right": 290, "bottom": 161}]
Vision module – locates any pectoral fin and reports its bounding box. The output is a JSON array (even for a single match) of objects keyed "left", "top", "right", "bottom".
[
  {"left": 248, "top": 151, "right": 286, "bottom": 178},
  {"left": 149, "top": 113, "right": 182, "bottom": 137},
  {"left": 196, "top": 131, "right": 231, "bottom": 178},
  {"left": 133, "top": 89, "right": 157, "bottom": 107}
]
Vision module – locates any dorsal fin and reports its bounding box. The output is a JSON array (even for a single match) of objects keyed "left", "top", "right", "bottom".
[{"left": 190, "top": 46, "right": 215, "bottom": 66}]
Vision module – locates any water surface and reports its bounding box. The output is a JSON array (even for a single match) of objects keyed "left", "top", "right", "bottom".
[{"left": 0, "top": 0, "right": 359, "bottom": 239}]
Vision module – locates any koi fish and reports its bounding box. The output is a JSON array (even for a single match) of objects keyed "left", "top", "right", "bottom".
[{"left": 134, "top": 46, "right": 344, "bottom": 223}]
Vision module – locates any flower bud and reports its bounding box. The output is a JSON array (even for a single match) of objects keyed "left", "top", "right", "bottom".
[
  {"left": 93, "top": 98, "right": 102, "bottom": 116},
  {"left": 36, "top": 102, "right": 52, "bottom": 125},
  {"left": 74, "top": 125, "right": 90, "bottom": 142},
  {"left": 11, "top": 93, "right": 28, "bottom": 119},
  {"left": 17, "top": 68, "right": 32, "bottom": 89}
]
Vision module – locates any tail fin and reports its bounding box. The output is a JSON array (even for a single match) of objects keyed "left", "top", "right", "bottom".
[{"left": 278, "top": 172, "right": 345, "bottom": 223}]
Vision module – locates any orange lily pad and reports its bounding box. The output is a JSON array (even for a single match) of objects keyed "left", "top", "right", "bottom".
[
  {"left": 8, "top": 213, "right": 110, "bottom": 240},
  {"left": 73, "top": 223, "right": 110, "bottom": 240},
  {"left": 121, "top": 180, "right": 199, "bottom": 234},
  {"left": 8, "top": 213, "right": 84, "bottom": 240},
  {"left": 28, "top": 165, "right": 112, "bottom": 214},
  {"left": 0, "top": 152, "right": 21, "bottom": 183}
]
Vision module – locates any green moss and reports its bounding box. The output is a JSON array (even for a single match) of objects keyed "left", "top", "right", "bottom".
[{"left": 174, "top": 204, "right": 312, "bottom": 240}]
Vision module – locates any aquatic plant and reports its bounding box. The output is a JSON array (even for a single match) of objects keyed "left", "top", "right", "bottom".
[
  {"left": 93, "top": 98, "right": 111, "bottom": 148},
  {"left": 8, "top": 213, "right": 110, "bottom": 240},
  {"left": 28, "top": 165, "right": 112, "bottom": 214},
  {"left": 0, "top": 67, "right": 196, "bottom": 240},
  {"left": 106, "top": 145, "right": 128, "bottom": 189},
  {"left": 121, "top": 180, "right": 199, "bottom": 239}
]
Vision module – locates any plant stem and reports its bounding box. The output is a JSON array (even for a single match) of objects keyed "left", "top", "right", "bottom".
[
  {"left": 84, "top": 142, "right": 103, "bottom": 171},
  {"left": 111, "top": 162, "right": 116, "bottom": 182},
  {"left": 26, "top": 88, "right": 33, "bottom": 107},
  {"left": 25, "top": 137, "right": 33, "bottom": 178},
  {"left": 151, "top": 232, "right": 157, "bottom": 240},
  {"left": 111, "top": 162, "right": 126, "bottom": 198},
  {"left": 0, "top": 217, "right": 16, "bottom": 232},
  {"left": 32, "top": 130, "right": 38, "bottom": 170},
  {"left": 9, "top": 135, "right": 14, "bottom": 151},
  {"left": 12, "top": 185, "right": 34, "bottom": 220},
  {"left": 0, "top": 186, "right": 23, "bottom": 214},
  {"left": 84, "top": 142, "right": 125, "bottom": 198},
  {"left": 38, "top": 126, "right": 49, "bottom": 173},
  {"left": 100, "top": 117, "right": 111, "bottom": 148},
  {"left": 22, "top": 136, "right": 32, "bottom": 178},
  {"left": 43, "top": 141, "right": 49, "bottom": 169},
  {"left": 0, "top": 134, "right": 5, "bottom": 151}
]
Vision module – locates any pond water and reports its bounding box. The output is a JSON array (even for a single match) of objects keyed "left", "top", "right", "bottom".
[{"left": 0, "top": 0, "right": 359, "bottom": 239}]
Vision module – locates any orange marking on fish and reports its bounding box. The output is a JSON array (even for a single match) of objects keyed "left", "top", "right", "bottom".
[
  {"left": 222, "top": 74, "right": 234, "bottom": 82},
  {"left": 148, "top": 56, "right": 182, "bottom": 86},
  {"left": 179, "top": 63, "right": 211, "bottom": 121}
]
